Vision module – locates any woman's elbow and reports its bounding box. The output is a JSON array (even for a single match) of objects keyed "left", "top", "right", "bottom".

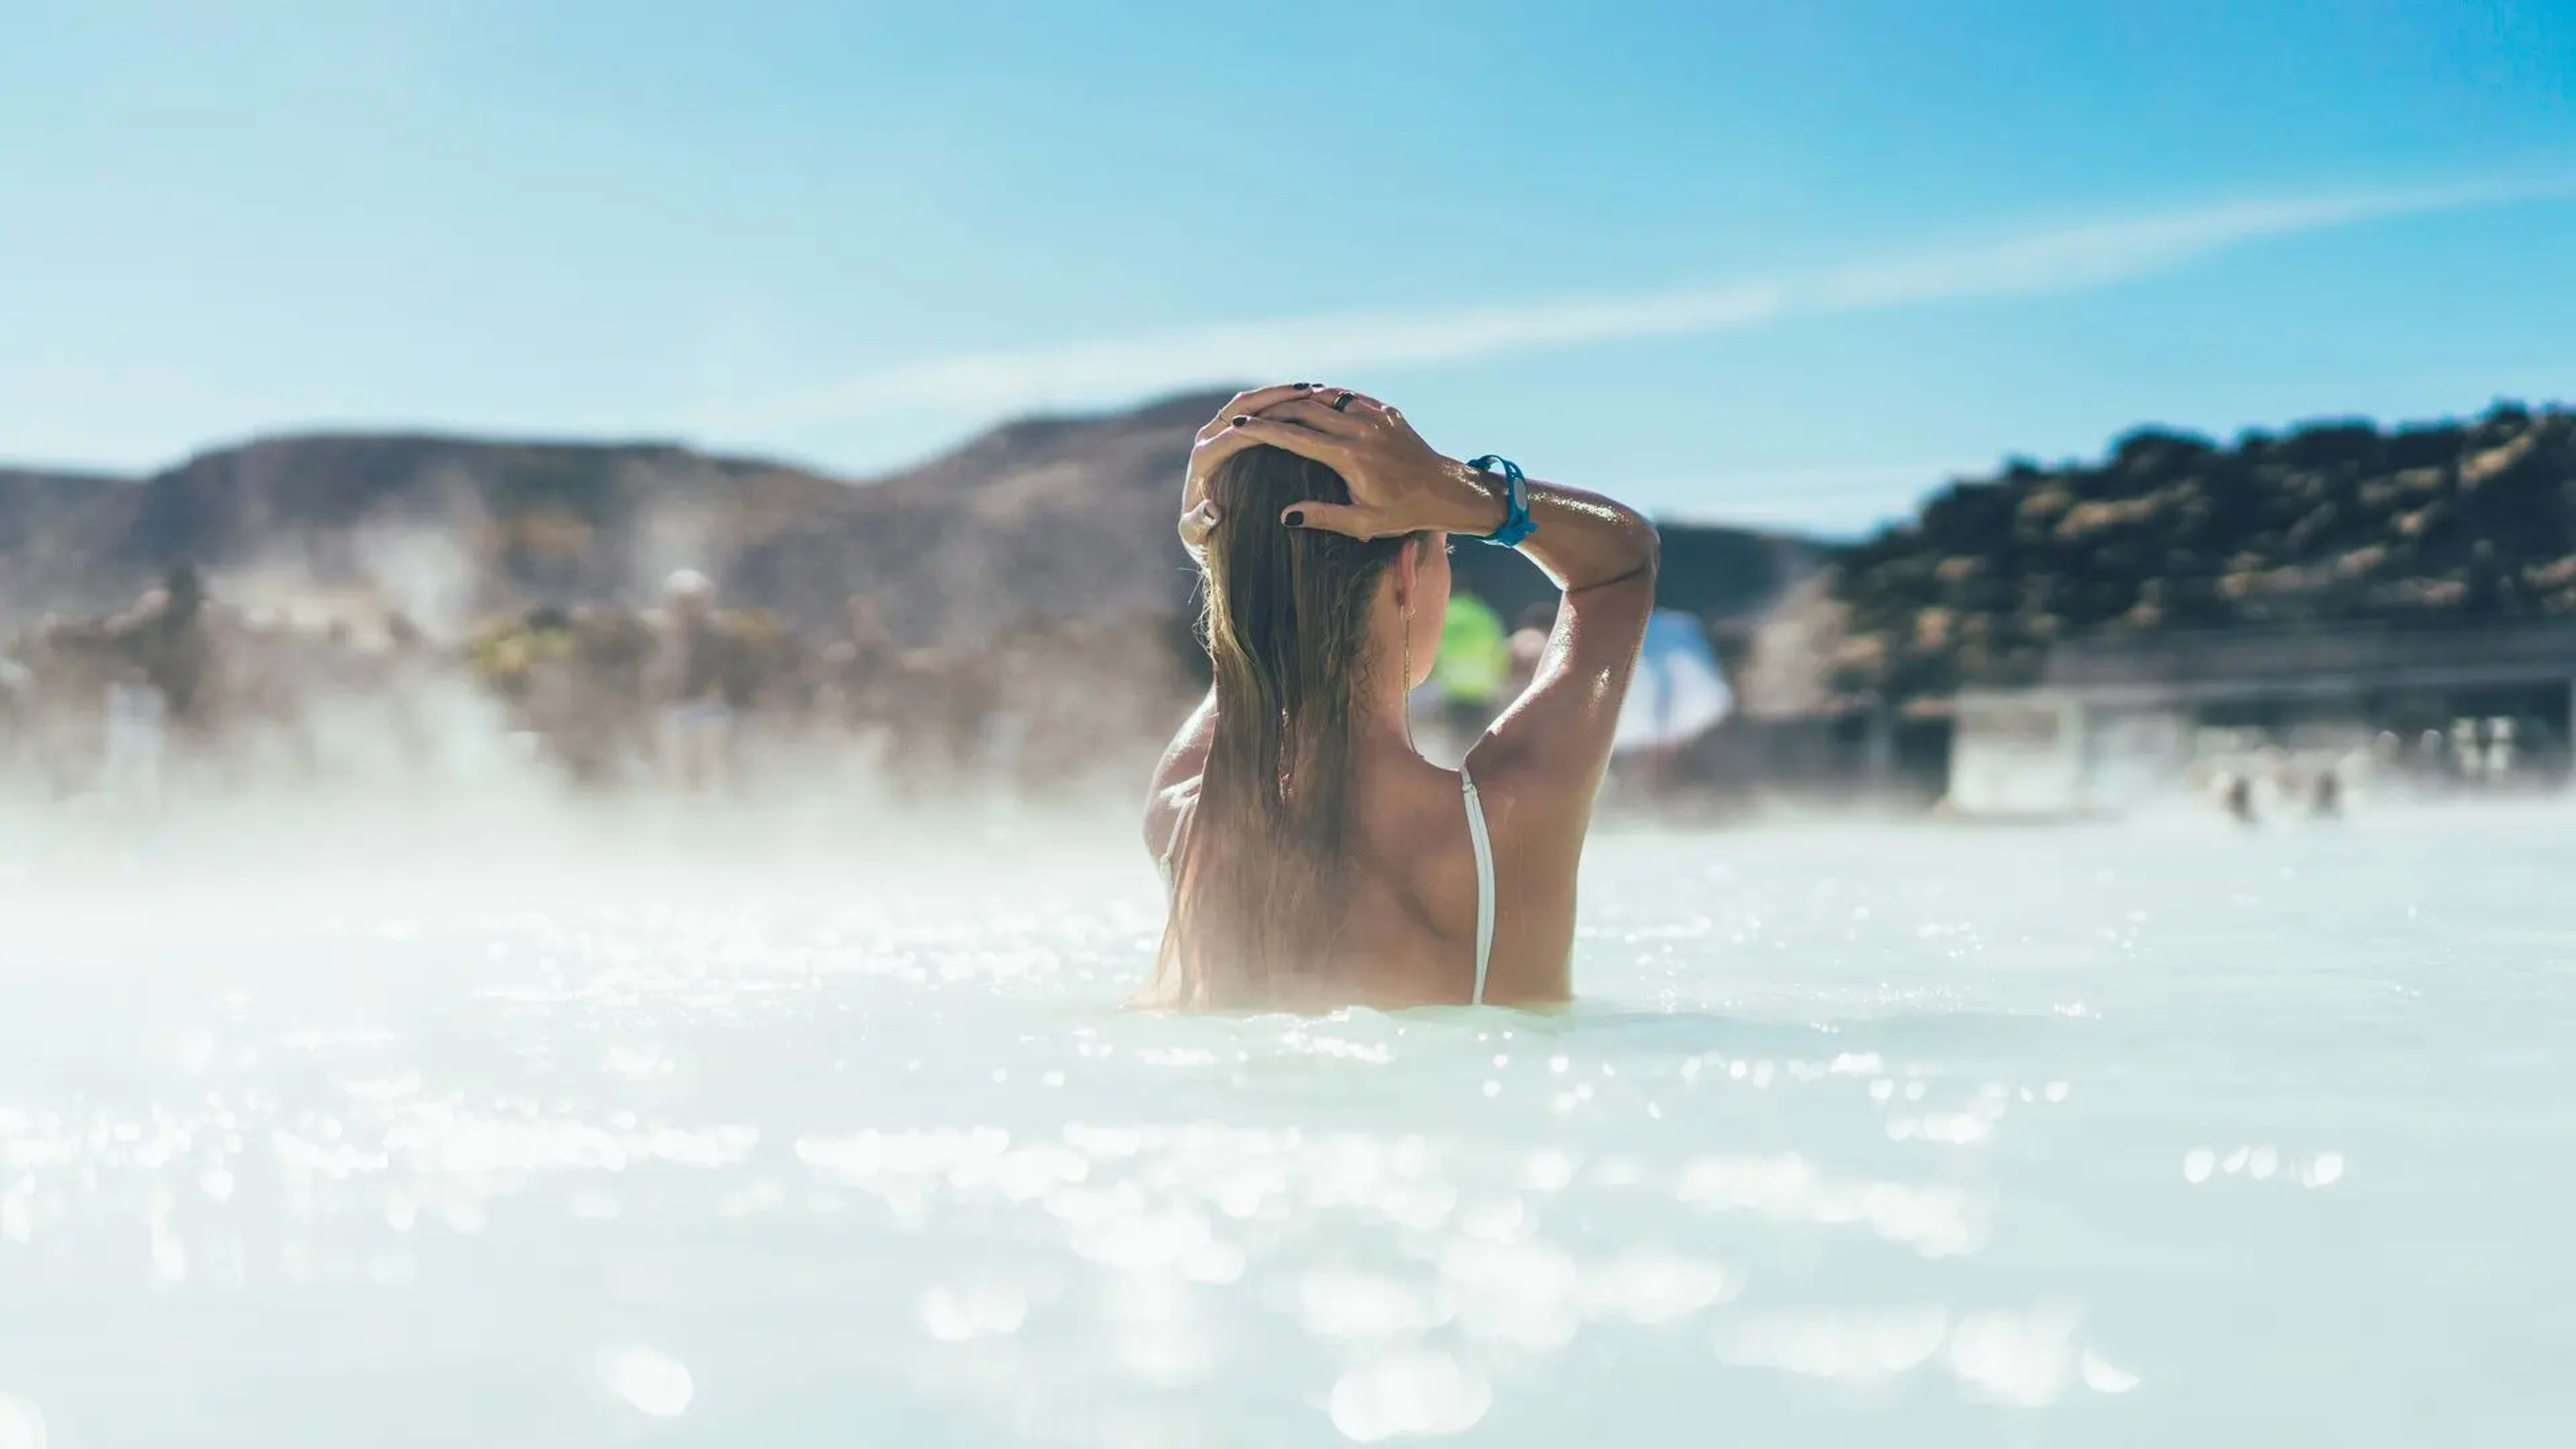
[{"left": 1609, "top": 509, "right": 1660, "bottom": 586}]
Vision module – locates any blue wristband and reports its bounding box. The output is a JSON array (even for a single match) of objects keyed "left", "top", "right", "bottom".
[{"left": 1467, "top": 455, "right": 1535, "bottom": 547}]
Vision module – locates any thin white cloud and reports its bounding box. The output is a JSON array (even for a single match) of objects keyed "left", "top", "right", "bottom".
[
  {"left": 707, "top": 176, "right": 2573, "bottom": 432},
  {"left": 1646, "top": 461, "right": 1981, "bottom": 533}
]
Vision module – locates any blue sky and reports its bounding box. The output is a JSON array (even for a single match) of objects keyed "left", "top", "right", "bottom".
[{"left": 4, "top": 1, "right": 2572, "bottom": 532}]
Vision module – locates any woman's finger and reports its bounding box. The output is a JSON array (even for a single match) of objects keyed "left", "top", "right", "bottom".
[
  {"left": 1197, "top": 383, "right": 1322, "bottom": 441},
  {"left": 1277, "top": 498, "right": 1386, "bottom": 539},
  {"left": 1252, "top": 396, "right": 1375, "bottom": 437},
  {"left": 1193, "top": 384, "right": 1383, "bottom": 444},
  {"left": 1218, "top": 382, "right": 1316, "bottom": 419},
  {"left": 1214, "top": 416, "right": 1355, "bottom": 468},
  {"left": 1314, "top": 387, "right": 1391, "bottom": 419}
]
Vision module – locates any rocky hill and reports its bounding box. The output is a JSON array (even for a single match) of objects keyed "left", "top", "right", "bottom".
[
  {"left": 1831, "top": 402, "right": 2576, "bottom": 704},
  {"left": 0, "top": 393, "right": 1821, "bottom": 645}
]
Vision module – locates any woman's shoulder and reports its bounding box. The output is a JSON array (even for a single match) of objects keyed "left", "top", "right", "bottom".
[{"left": 1352, "top": 760, "right": 1481, "bottom": 920}]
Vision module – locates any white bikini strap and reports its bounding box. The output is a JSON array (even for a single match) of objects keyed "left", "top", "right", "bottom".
[{"left": 1460, "top": 767, "right": 1495, "bottom": 1006}]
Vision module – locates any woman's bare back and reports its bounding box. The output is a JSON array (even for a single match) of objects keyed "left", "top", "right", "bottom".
[
  {"left": 1146, "top": 384, "right": 1656, "bottom": 1010},
  {"left": 1328, "top": 749, "right": 1489, "bottom": 1006}
]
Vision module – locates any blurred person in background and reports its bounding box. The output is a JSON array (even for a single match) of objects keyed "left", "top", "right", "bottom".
[
  {"left": 816, "top": 594, "right": 895, "bottom": 737},
  {"left": 1607, "top": 608, "right": 1733, "bottom": 806},
  {"left": 881, "top": 644, "right": 1000, "bottom": 802},
  {"left": 0, "top": 653, "right": 27, "bottom": 737},
  {"left": 1505, "top": 602, "right": 1554, "bottom": 701},
  {"left": 2310, "top": 765, "right": 2344, "bottom": 819},
  {"left": 650, "top": 569, "right": 735, "bottom": 792},
  {"left": 2221, "top": 771, "right": 2259, "bottom": 825},
  {"left": 42, "top": 566, "right": 217, "bottom": 805},
  {"left": 1144, "top": 384, "right": 1657, "bottom": 1010},
  {"left": 1428, "top": 590, "right": 1511, "bottom": 761}
]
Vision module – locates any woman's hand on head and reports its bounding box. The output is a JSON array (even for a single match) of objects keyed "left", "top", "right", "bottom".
[
  {"left": 1183, "top": 384, "right": 1323, "bottom": 515},
  {"left": 1196, "top": 388, "right": 1504, "bottom": 541}
]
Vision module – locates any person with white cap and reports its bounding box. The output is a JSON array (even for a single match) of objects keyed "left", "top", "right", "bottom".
[{"left": 651, "top": 568, "right": 734, "bottom": 792}]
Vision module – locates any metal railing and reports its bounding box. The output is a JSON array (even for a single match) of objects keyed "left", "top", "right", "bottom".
[{"left": 2041, "top": 621, "right": 2576, "bottom": 694}]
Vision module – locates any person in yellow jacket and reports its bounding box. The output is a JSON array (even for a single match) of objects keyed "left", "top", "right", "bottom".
[{"left": 1423, "top": 590, "right": 1511, "bottom": 758}]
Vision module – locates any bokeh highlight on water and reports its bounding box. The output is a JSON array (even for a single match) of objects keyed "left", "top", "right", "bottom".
[{"left": 1, "top": 804, "right": 2569, "bottom": 1445}]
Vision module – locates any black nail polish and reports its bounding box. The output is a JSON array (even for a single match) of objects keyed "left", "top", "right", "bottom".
[
  {"left": 1285, "top": 509, "right": 1306, "bottom": 527},
  {"left": 1293, "top": 382, "right": 1313, "bottom": 390},
  {"left": 1231, "top": 415, "right": 1250, "bottom": 427}
]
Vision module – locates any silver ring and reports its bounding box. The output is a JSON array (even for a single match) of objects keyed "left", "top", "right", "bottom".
[{"left": 1329, "top": 390, "right": 1355, "bottom": 413}]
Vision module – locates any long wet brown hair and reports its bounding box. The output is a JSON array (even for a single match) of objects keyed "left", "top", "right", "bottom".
[{"left": 1150, "top": 445, "right": 1423, "bottom": 1008}]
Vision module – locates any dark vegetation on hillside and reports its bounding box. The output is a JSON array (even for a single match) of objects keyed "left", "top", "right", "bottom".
[{"left": 1830, "top": 403, "right": 2576, "bottom": 704}]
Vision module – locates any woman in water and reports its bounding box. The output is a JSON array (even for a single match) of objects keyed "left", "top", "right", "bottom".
[{"left": 1144, "top": 384, "right": 1659, "bottom": 1010}]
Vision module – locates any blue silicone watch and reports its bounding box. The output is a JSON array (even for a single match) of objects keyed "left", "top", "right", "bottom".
[{"left": 1467, "top": 455, "right": 1534, "bottom": 547}]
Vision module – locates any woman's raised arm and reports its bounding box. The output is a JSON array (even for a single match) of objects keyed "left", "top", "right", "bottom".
[{"left": 1206, "top": 390, "right": 1658, "bottom": 818}]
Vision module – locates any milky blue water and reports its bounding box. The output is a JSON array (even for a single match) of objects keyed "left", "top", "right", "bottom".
[{"left": 0, "top": 804, "right": 2569, "bottom": 1446}]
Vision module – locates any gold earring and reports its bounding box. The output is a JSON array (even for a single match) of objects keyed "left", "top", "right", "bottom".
[{"left": 1401, "top": 599, "right": 1416, "bottom": 753}]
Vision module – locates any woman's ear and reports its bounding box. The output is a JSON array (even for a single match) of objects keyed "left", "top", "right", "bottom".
[{"left": 1394, "top": 537, "right": 1419, "bottom": 610}]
